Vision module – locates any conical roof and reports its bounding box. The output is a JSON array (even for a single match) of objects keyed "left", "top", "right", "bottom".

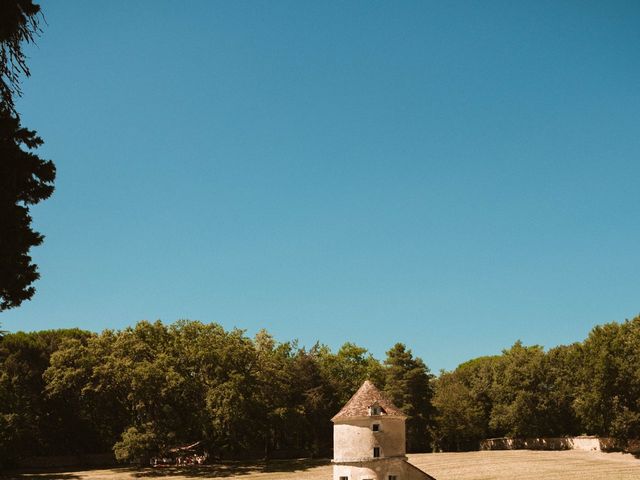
[{"left": 331, "top": 380, "right": 407, "bottom": 421}]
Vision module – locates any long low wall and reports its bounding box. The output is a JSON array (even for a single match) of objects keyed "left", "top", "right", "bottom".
[{"left": 480, "top": 436, "right": 624, "bottom": 452}]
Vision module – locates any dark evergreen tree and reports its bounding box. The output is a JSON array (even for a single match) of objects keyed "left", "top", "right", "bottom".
[
  {"left": 0, "top": 1, "right": 55, "bottom": 311},
  {"left": 384, "top": 343, "right": 435, "bottom": 452}
]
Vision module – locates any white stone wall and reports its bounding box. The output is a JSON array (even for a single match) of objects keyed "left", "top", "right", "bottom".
[
  {"left": 333, "top": 458, "right": 434, "bottom": 480},
  {"left": 571, "top": 436, "right": 617, "bottom": 451},
  {"left": 333, "top": 417, "right": 406, "bottom": 462},
  {"left": 479, "top": 435, "right": 621, "bottom": 452},
  {"left": 333, "top": 457, "right": 406, "bottom": 480}
]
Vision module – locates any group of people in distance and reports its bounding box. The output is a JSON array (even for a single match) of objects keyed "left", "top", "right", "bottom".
[{"left": 151, "top": 453, "right": 207, "bottom": 466}]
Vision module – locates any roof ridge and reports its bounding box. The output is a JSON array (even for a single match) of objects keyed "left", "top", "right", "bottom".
[{"left": 331, "top": 380, "right": 407, "bottom": 421}]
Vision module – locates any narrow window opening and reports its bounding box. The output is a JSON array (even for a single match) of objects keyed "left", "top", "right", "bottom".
[
  {"left": 372, "top": 423, "right": 380, "bottom": 432},
  {"left": 373, "top": 447, "right": 380, "bottom": 458}
]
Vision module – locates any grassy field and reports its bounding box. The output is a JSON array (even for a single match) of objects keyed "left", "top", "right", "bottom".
[
  {"left": 3, "top": 450, "right": 639, "bottom": 480},
  {"left": 410, "top": 450, "right": 640, "bottom": 480}
]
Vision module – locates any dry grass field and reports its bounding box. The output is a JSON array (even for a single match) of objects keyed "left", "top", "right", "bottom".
[
  {"left": 3, "top": 450, "right": 639, "bottom": 480},
  {"left": 409, "top": 450, "right": 640, "bottom": 480}
]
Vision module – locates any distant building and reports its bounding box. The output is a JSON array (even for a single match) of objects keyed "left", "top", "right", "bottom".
[{"left": 331, "top": 380, "right": 436, "bottom": 480}]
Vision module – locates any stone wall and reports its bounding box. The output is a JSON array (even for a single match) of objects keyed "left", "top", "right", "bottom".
[
  {"left": 333, "top": 457, "right": 406, "bottom": 480},
  {"left": 479, "top": 436, "right": 627, "bottom": 452},
  {"left": 332, "top": 458, "right": 435, "bottom": 480},
  {"left": 333, "top": 417, "right": 406, "bottom": 462}
]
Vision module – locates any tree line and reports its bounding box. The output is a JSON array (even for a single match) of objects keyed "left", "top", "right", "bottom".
[
  {"left": 0, "top": 321, "right": 433, "bottom": 467},
  {"left": 1, "top": 315, "right": 639, "bottom": 468},
  {"left": 433, "top": 315, "right": 640, "bottom": 451}
]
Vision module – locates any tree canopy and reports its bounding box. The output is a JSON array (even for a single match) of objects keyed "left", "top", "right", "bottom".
[
  {"left": 0, "top": 0, "right": 55, "bottom": 312},
  {"left": 432, "top": 316, "right": 640, "bottom": 450},
  {"left": 1, "top": 315, "right": 640, "bottom": 467}
]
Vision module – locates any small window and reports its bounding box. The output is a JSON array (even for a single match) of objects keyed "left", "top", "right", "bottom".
[
  {"left": 389, "top": 476, "right": 398, "bottom": 480},
  {"left": 372, "top": 423, "right": 380, "bottom": 432},
  {"left": 339, "top": 477, "right": 348, "bottom": 480},
  {"left": 370, "top": 405, "right": 381, "bottom": 415},
  {"left": 373, "top": 447, "right": 380, "bottom": 458}
]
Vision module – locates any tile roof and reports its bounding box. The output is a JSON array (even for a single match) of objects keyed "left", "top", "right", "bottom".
[{"left": 331, "top": 380, "right": 407, "bottom": 421}]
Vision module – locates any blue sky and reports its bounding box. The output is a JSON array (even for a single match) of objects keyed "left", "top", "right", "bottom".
[{"left": 3, "top": 0, "right": 639, "bottom": 371}]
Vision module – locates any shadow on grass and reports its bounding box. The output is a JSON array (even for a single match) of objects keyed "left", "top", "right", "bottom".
[
  {"left": 0, "top": 472, "right": 82, "bottom": 480},
  {"left": 133, "top": 458, "right": 330, "bottom": 478}
]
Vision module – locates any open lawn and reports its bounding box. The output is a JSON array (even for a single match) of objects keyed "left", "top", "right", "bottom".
[
  {"left": 2, "top": 450, "right": 639, "bottom": 480},
  {"left": 410, "top": 450, "right": 640, "bottom": 480}
]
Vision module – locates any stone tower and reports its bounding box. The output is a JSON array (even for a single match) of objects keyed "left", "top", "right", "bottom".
[{"left": 331, "top": 380, "right": 436, "bottom": 480}]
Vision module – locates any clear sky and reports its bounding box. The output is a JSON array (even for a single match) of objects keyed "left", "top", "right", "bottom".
[{"left": 3, "top": 0, "right": 639, "bottom": 371}]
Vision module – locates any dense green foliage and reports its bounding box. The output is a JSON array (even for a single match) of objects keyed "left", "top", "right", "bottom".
[
  {"left": 1, "top": 316, "right": 639, "bottom": 467},
  {"left": 0, "top": 321, "right": 433, "bottom": 467},
  {"left": 433, "top": 316, "right": 640, "bottom": 450},
  {"left": 0, "top": 329, "right": 93, "bottom": 463}
]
